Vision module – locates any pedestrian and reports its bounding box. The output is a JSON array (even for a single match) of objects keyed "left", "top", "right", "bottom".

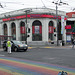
[
  {"left": 71, "top": 37, "right": 74, "bottom": 48},
  {"left": 71, "top": 37, "right": 75, "bottom": 48},
  {"left": 7, "top": 39, "right": 12, "bottom": 54}
]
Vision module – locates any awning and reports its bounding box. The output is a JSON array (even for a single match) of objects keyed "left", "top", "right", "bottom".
[{"left": 67, "top": 18, "right": 75, "bottom": 21}]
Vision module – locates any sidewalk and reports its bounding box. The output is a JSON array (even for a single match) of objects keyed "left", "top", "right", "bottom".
[
  {"left": 0, "top": 45, "right": 73, "bottom": 51},
  {"left": 28, "top": 44, "right": 72, "bottom": 49}
]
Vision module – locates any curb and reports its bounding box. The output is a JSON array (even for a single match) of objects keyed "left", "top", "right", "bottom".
[{"left": 28, "top": 45, "right": 72, "bottom": 49}]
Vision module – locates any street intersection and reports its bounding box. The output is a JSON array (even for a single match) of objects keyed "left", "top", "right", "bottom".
[{"left": 0, "top": 45, "right": 75, "bottom": 75}]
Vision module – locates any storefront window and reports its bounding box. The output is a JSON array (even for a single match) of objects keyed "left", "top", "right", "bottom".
[
  {"left": 3, "top": 24, "right": 7, "bottom": 35},
  {"left": 58, "top": 22, "right": 62, "bottom": 40},
  {"left": 11, "top": 22, "right": 16, "bottom": 40},
  {"left": 3, "top": 24, "right": 8, "bottom": 40},
  {"left": 48, "top": 21, "right": 54, "bottom": 40},
  {"left": 32, "top": 20, "right": 42, "bottom": 41}
]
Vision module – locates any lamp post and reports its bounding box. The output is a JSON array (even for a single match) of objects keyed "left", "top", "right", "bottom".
[
  {"left": 52, "top": 0, "right": 68, "bottom": 46},
  {"left": 54, "top": 2, "right": 59, "bottom": 46},
  {"left": 24, "top": 9, "right": 32, "bottom": 44},
  {"left": 52, "top": 1, "right": 59, "bottom": 46}
]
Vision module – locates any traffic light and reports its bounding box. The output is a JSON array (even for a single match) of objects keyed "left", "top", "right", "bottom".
[
  {"left": 54, "top": 27, "right": 56, "bottom": 32},
  {"left": 27, "top": 35, "right": 30, "bottom": 37}
]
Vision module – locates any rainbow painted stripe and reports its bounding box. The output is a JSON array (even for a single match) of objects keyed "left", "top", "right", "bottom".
[{"left": 0, "top": 57, "right": 75, "bottom": 75}]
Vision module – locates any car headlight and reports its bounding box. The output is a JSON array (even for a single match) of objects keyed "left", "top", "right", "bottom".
[{"left": 25, "top": 45, "right": 27, "bottom": 46}]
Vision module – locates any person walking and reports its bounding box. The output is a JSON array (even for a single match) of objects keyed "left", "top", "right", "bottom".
[{"left": 7, "top": 39, "right": 12, "bottom": 54}]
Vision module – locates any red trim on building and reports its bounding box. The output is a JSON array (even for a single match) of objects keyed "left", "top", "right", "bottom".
[
  {"left": 66, "top": 32, "right": 75, "bottom": 34},
  {"left": 66, "top": 12, "right": 75, "bottom": 18},
  {"left": 2, "top": 14, "right": 67, "bottom": 22}
]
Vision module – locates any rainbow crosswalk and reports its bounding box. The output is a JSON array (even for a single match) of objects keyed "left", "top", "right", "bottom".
[{"left": 0, "top": 57, "right": 75, "bottom": 75}]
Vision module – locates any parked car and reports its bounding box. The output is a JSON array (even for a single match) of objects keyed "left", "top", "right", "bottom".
[{"left": 3, "top": 40, "right": 28, "bottom": 52}]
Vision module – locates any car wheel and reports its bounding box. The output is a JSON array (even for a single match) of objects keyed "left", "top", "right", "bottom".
[
  {"left": 3, "top": 47, "right": 7, "bottom": 51},
  {"left": 14, "top": 47, "right": 18, "bottom": 52}
]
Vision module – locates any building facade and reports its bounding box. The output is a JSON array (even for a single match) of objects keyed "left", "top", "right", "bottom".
[
  {"left": 0, "top": 8, "right": 66, "bottom": 45},
  {"left": 66, "top": 12, "right": 75, "bottom": 43}
]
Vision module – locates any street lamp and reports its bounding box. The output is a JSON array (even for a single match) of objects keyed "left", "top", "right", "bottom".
[
  {"left": 24, "top": 9, "right": 32, "bottom": 44},
  {"left": 52, "top": 0, "right": 68, "bottom": 46}
]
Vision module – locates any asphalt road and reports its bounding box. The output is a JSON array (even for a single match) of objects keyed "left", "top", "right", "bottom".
[{"left": 0, "top": 47, "right": 75, "bottom": 68}]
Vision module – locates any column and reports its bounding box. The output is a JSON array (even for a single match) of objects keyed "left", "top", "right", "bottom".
[
  {"left": 15, "top": 20, "right": 20, "bottom": 41},
  {"left": 7, "top": 21, "right": 11, "bottom": 36}
]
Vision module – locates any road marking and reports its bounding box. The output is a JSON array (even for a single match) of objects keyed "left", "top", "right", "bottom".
[
  {"left": 28, "top": 47, "right": 53, "bottom": 49},
  {"left": 44, "top": 47, "right": 52, "bottom": 48},
  {"left": 0, "top": 54, "right": 5, "bottom": 56},
  {"left": 0, "top": 57, "right": 75, "bottom": 75},
  {"left": 28, "top": 47, "right": 36, "bottom": 49}
]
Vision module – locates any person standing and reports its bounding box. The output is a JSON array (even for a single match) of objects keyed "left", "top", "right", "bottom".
[
  {"left": 71, "top": 37, "right": 74, "bottom": 48},
  {"left": 7, "top": 39, "right": 12, "bottom": 54},
  {"left": 71, "top": 37, "right": 75, "bottom": 48}
]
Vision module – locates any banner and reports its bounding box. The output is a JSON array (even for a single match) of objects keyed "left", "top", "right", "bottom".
[
  {"left": 35, "top": 26, "right": 39, "bottom": 34},
  {"left": 20, "top": 26, "right": 25, "bottom": 34},
  {"left": 65, "top": 25, "right": 71, "bottom": 29},
  {"left": 49, "top": 26, "right": 53, "bottom": 33}
]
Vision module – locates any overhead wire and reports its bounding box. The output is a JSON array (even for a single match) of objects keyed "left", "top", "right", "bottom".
[{"left": 41, "top": 0, "right": 47, "bottom": 8}]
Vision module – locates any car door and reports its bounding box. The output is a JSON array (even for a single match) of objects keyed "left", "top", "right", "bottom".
[{"left": 11, "top": 41, "right": 15, "bottom": 51}]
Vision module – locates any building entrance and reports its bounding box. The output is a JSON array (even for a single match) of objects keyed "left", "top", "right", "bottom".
[{"left": 32, "top": 20, "right": 42, "bottom": 41}]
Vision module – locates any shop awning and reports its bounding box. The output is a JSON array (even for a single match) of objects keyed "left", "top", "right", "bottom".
[{"left": 67, "top": 18, "right": 75, "bottom": 21}]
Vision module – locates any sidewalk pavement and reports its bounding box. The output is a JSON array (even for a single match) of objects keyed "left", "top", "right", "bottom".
[
  {"left": 28, "top": 44, "right": 72, "bottom": 49},
  {"left": 0, "top": 45, "right": 73, "bottom": 51}
]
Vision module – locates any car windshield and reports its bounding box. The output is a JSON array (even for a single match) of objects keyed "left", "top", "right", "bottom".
[{"left": 13, "top": 41, "right": 22, "bottom": 44}]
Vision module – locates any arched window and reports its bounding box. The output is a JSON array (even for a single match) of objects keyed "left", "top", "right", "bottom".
[
  {"left": 11, "top": 22, "right": 16, "bottom": 40},
  {"left": 3, "top": 24, "right": 8, "bottom": 40},
  {"left": 3, "top": 24, "right": 7, "bottom": 35},
  {"left": 48, "top": 21, "right": 54, "bottom": 40},
  {"left": 32, "top": 20, "right": 42, "bottom": 41},
  {"left": 20, "top": 21, "right": 26, "bottom": 41}
]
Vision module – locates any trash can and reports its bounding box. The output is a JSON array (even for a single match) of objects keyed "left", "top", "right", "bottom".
[{"left": 62, "top": 40, "right": 65, "bottom": 46}]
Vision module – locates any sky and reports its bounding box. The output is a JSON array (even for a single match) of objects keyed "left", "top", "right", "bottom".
[{"left": 0, "top": 0, "right": 75, "bottom": 14}]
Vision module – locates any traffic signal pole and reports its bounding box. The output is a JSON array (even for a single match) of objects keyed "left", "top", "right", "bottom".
[
  {"left": 25, "top": 11, "right": 27, "bottom": 44},
  {"left": 56, "top": 3, "right": 59, "bottom": 46}
]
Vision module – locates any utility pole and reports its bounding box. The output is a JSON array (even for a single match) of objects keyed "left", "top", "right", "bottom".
[
  {"left": 24, "top": 9, "right": 32, "bottom": 44},
  {"left": 52, "top": 0, "right": 68, "bottom": 46},
  {"left": 56, "top": 3, "right": 59, "bottom": 46},
  {"left": 25, "top": 10, "right": 27, "bottom": 44}
]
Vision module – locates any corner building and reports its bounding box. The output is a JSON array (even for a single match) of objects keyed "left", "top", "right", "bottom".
[{"left": 0, "top": 8, "right": 66, "bottom": 45}]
